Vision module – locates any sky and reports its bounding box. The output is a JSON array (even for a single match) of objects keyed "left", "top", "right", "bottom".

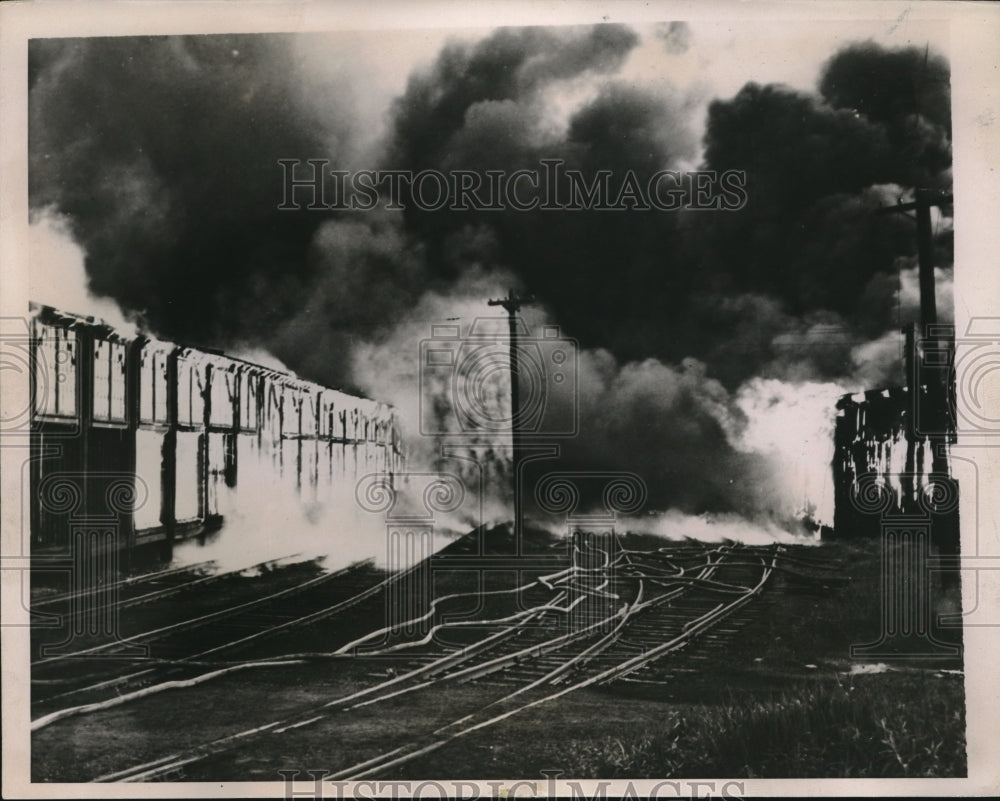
[{"left": 27, "top": 17, "right": 955, "bottom": 529}]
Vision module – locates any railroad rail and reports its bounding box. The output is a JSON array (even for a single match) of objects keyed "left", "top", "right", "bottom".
[
  {"left": 31, "top": 559, "right": 389, "bottom": 709},
  {"left": 29, "top": 554, "right": 327, "bottom": 634},
  {"left": 31, "top": 559, "right": 218, "bottom": 610},
  {"left": 42, "top": 538, "right": 849, "bottom": 783}
]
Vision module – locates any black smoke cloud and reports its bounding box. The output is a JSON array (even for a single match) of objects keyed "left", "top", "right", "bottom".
[
  {"left": 373, "top": 32, "right": 952, "bottom": 513},
  {"left": 387, "top": 25, "right": 639, "bottom": 171},
  {"left": 29, "top": 35, "right": 347, "bottom": 348},
  {"left": 547, "top": 352, "right": 788, "bottom": 516},
  {"left": 380, "top": 35, "right": 951, "bottom": 387},
  {"left": 820, "top": 41, "right": 952, "bottom": 153},
  {"left": 29, "top": 29, "right": 953, "bottom": 519},
  {"left": 384, "top": 27, "right": 699, "bottom": 361}
]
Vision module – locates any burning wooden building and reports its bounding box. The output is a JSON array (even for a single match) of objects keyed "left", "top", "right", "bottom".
[{"left": 28, "top": 302, "right": 404, "bottom": 562}]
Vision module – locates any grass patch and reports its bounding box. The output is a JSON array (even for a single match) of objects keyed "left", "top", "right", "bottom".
[{"left": 557, "top": 674, "right": 965, "bottom": 778}]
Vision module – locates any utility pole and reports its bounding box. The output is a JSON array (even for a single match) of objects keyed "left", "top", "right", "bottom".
[
  {"left": 877, "top": 189, "right": 958, "bottom": 555},
  {"left": 488, "top": 290, "right": 535, "bottom": 535},
  {"left": 878, "top": 189, "right": 951, "bottom": 326},
  {"left": 877, "top": 188, "right": 954, "bottom": 469}
]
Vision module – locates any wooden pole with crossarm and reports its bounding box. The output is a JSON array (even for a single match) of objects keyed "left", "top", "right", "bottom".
[
  {"left": 877, "top": 189, "right": 954, "bottom": 474},
  {"left": 877, "top": 189, "right": 957, "bottom": 556},
  {"left": 488, "top": 290, "right": 535, "bottom": 535}
]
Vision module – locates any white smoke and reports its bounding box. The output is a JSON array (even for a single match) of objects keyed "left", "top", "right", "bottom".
[
  {"left": 29, "top": 208, "right": 139, "bottom": 336},
  {"left": 169, "top": 438, "right": 467, "bottom": 574},
  {"left": 348, "top": 267, "right": 529, "bottom": 513},
  {"left": 227, "top": 347, "right": 292, "bottom": 374},
  {"left": 350, "top": 276, "right": 849, "bottom": 537},
  {"left": 618, "top": 509, "right": 818, "bottom": 545},
  {"left": 728, "top": 377, "right": 844, "bottom": 525}
]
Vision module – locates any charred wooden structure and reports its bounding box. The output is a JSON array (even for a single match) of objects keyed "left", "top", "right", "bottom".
[
  {"left": 28, "top": 302, "right": 404, "bottom": 559},
  {"left": 832, "top": 323, "right": 959, "bottom": 553}
]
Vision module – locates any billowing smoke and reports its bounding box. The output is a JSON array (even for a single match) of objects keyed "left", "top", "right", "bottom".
[
  {"left": 29, "top": 28, "right": 952, "bottom": 537},
  {"left": 29, "top": 209, "right": 138, "bottom": 335},
  {"left": 29, "top": 35, "right": 347, "bottom": 348},
  {"left": 348, "top": 267, "right": 526, "bottom": 520}
]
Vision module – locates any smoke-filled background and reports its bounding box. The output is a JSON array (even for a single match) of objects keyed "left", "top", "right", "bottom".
[{"left": 28, "top": 22, "right": 953, "bottom": 542}]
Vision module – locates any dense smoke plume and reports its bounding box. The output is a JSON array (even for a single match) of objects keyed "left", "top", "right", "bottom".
[
  {"left": 30, "top": 35, "right": 343, "bottom": 346},
  {"left": 29, "top": 28, "right": 953, "bottom": 532}
]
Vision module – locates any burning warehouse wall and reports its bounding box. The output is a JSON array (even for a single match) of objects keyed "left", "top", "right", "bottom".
[
  {"left": 28, "top": 302, "right": 404, "bottom": 559},
  {"left": 832, "top": 321, "right": 959, "bottom": 552}
]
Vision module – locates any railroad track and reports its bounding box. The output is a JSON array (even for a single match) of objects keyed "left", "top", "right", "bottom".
[
  {"left": 72, "top": 539, "right": 839, "bottom": 783},
  {"left": 30, "top": 559, "right": 391, "bottom": 710},
  {"left": 31, "top": 558, "right": 218, "bottom": 611},
  {"left": 30, "top": 554, "right": 322, "bottom": 631},
  {"left": 324, "top": 544, "right": 779, "bottom": 781}
]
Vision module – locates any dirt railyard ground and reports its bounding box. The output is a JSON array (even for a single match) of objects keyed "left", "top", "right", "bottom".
[{"left": 30, "top": 529, "right": 966, "bottom": 781}]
